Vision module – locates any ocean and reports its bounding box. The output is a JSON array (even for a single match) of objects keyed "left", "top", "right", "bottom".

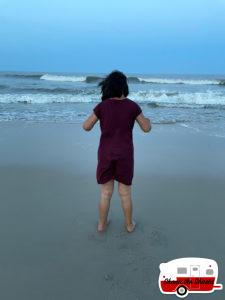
[{"left": 0, "top": 71, "right": 225, "bottom": 137}]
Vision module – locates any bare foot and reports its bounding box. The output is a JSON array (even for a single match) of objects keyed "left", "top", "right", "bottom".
[
  {"left": 125, "top": 220, "right": 136, "bottom": 233},
  {"left": 97, "top": 220, "right": 110, "bottom": 232}
]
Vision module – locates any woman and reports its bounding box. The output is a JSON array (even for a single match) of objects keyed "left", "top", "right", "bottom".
[{"left": 83, "top": 70, "right": 151, "bottom": 233}]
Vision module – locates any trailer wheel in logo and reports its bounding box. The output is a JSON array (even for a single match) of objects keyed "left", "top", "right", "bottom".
[
  {"left": 177, "top": 285, "right": 187, "bottom": 297},
  {"left": 158, "top": 257, "right": 223, "bottom": 298}
]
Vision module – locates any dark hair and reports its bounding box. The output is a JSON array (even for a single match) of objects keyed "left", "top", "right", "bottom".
[{"left": 98, "top": 70, "right": 129, "bottom": 101}]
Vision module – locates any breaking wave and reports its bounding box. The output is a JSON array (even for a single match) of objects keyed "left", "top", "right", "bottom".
[
  {"left": 131, "top": 90, "right": 225, "bottom": 108},
  {"left": 1, "top": 90, "right": 225, "bottom": 108},
  {"left": 40, "top": 74, "right": 86, "bottom": 82},
  {"left": 1, "top": 72, "right": 225, "bottom": 86},
  {"left": 41, "top": 74, "right": 225, "bottom": 85}
]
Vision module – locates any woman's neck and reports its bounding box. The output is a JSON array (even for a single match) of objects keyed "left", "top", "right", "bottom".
[{"left": 110, "top": 95, "right": 126, "bottom": 100}]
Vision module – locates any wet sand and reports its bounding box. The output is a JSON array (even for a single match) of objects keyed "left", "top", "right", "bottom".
[{"left": 0, "top": 121, "right": 225, "bottom": 300}]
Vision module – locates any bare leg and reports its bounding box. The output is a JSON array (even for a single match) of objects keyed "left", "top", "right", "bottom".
[
  {"left": 98, "top": 179, "right": 114, "bottom": 232},
  {"left": 118, "top": 182, "right": 135, "bottom": 233}
]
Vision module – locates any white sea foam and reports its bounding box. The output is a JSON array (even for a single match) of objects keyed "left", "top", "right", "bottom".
[
  {"left": 130, "top": 90, "right": 225, "bottom": 106},
  {"left": 138, "top": 77, "right": 222, "bottom": 85},
  {"left": 40, "top": 74, "right": 86, "bottom": 82},
  {"left": 1, "top": 90, "right": 225, "bottom": 106},
  {"left": 0, "top": 93, "right": 99, "bottom": 104}
]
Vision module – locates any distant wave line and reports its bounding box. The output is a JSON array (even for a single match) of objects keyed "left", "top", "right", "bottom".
[
  {"left": 6, "top": 87, "right": 98, "bottom": 94},
  {"left": 0, "top": 84, "right": 9, "bottom": 90},
  {"left": 40, "top": 74, "right": 225, "bottom": 85},
  {"left": 1, "top": 73, "right": 225, "bottom": 85},
  {"left": 0, "top": 74, "right": 43, "bottom": 79}
]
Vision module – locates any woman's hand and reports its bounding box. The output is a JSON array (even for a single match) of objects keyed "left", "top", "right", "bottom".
[{"left": 82, "top": 112, "right": 99, "bottom": 131}]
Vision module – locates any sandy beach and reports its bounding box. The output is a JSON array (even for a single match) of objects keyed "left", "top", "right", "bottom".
[{"left": 0, "top": 121, "right": 225, "bottom": 300}]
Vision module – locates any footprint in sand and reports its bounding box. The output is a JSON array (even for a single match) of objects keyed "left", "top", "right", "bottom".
[
  {"left": 148, "top": 229, "right": 168, "bottom": 247},
  {"left": 118, "top": 243, "right": 129, "bottom": 250}
]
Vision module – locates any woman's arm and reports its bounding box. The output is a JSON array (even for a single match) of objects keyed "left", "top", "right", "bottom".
[
  {"left": 136, "top": 113, "right": 151, "bottom": 132},
  {"left": 82, "top": 112, "right": 99, "bottom": 131}
]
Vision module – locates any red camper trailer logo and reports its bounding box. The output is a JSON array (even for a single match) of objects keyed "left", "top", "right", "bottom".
[{"left": 159, "top": 257, "right": 223, "bottom": 298}]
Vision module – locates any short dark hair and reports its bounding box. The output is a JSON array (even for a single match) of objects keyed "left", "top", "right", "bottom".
[{"left": 98, "top": 70, "right": 129, "bottom": 101}]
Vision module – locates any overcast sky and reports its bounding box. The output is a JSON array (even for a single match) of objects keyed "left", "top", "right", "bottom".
[{"left": 0, "top": 0, "right": 225, "bottom": 74}]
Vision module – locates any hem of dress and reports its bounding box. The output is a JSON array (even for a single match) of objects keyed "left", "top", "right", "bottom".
[{"left": 97, "top": 176, "right": 132, "bottom": 186}]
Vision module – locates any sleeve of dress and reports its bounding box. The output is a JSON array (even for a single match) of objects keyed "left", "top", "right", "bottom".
[
  {"left": 134, "top": 102, "right": 142, "bottom": 118},
  {"left": 93, "top": 102, "right": 101, "bottom": 119}
]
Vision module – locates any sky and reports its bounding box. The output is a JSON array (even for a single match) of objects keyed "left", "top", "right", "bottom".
[{"left": 0, "top": 0, "right": 225, "bottom": 74}]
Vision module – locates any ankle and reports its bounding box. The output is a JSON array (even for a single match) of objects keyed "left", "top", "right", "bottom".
[
  {"left": 98, "top": 219, "right": 107, "bottom": 225},
  {"left": 125, "top": 221, "right": 133, "bottom": 226}
]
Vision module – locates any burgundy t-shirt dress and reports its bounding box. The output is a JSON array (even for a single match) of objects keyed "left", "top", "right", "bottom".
[{"left": 93, "top": 97, "right": 142, "bottom": 185}]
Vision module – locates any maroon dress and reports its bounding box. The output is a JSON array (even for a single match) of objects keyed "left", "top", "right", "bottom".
[{"left": 93, "top": 97, "right": 142, "bottom": 185}]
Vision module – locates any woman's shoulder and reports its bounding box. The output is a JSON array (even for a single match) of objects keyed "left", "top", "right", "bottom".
[
  {"left": 126, "top": 98, "right": 142, "bottom": 116},
  {"left": 125, "top": 98, "right": 141, "bottom": 107},
  {"left": 126, "top": 98, "right": 136, "bottom": 104}
]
